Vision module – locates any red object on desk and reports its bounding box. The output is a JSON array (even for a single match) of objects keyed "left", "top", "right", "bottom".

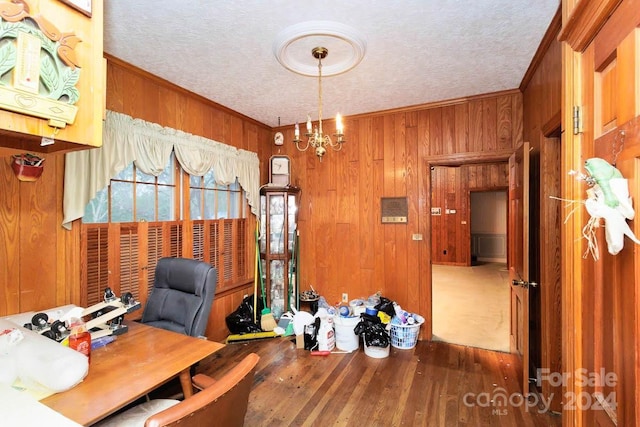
[
  {"left": 311, "top": 351, "right": 331, "bottom": 356},
  {"left": 68, "top": 321, "right": 91, "bottom": 363}
]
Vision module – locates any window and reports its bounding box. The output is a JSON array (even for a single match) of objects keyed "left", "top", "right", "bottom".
[
  {"left": 81, "top": 154, "right": 250, "bottom": 308},
  {"left": 84, "top": 156, "right": 177, "bottom": 223},
  {"left": 189, "top": 170, "right": 244, "bottom": 220}
]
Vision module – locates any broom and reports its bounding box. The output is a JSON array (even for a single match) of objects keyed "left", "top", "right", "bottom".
[
  {"left": 258, "top": 224, "right": 278, "bottom": 332},
  {"left": 253, "top": 222, "right": 259, "bottom": 326}
]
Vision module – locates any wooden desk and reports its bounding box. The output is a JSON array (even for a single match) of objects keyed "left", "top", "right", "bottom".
[{"left": 40, "top": 322, "right": 224, "bottom": 426}]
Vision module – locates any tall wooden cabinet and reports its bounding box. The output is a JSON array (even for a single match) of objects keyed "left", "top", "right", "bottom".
[{"left": 259, "top": 186, "right": 300, "bottom": 320}]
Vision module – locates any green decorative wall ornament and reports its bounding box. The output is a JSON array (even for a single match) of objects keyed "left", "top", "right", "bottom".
[
  {"left": 583, "top": 157, "right": 640, "bottom": 258},
  {"left": 0, "top": 0, "right": 81, "bottom": 129},
  {"left": 584, "top": 157, "right": 623, "bottom": 208}
]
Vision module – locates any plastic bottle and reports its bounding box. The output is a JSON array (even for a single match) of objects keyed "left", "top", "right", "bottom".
[
  {"left": 68, "top": 318, "right": 91, "bottom": 363},
  {"left": 393, "top": 303, "right": 407, "bottom": 324},
  {"left": 317, "top": 314, "right": 335, "bottom": 351}
]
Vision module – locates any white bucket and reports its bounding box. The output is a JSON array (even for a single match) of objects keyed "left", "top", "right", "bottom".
[
  {"left": 333, "top": 315, "right": 360, "bottom": 352},
  {"left": 364, "top": 341, "right": 390, "bottom": 359}
]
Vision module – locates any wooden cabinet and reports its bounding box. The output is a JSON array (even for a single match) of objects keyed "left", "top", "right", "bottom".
[
  {"left": 0, "top": 0, "right": 104, "bottom": 154},
  {"left": 259, "top": 186, "right": 300, "bottom": 320}
]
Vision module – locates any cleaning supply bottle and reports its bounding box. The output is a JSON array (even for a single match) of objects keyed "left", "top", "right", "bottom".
[
  {"left": 317, "top": 313, "right": 335, "bottom": 351},
  {"left": 68, "top": 318, "right": 91, "bottom": 363}
]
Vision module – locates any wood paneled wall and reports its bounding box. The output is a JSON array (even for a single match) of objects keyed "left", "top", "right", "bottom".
[
  {"left": 430, "top": 163, "right": 509, "bottom": 266},
  {"left": 520, "top": 8, "right": 563, "bottom": 413},
  {"left": 0, "top": 153, "right": 72, "bottom": 315},
  {"left": 0, "top": 55, "right": 273, "bottom": 343},
  {"left": 1, "top": 56, "right": 526, "bottom": 343},
  {"left": 104, "top": 56, "right": 276, "bottom": 341},
  {"left": 272, "top": 91, "right": 522, "bottom": 336}
]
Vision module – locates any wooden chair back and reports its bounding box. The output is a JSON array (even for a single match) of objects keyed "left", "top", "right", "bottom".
[{"left": 145, "top": 353, "right": 260, "bottom": 427}]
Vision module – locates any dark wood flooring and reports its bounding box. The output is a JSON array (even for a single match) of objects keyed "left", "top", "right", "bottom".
[{"left": 184, "top": 336, "right": 562, "bottom": 427}]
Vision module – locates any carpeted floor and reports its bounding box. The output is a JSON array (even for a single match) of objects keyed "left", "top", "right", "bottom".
[{"left": 432, "top": 262, "right": 510, "bottom": 352}]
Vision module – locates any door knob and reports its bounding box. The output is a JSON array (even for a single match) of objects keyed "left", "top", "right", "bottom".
[{"left": 512, "top": 279, "right": 538, "bottom": 288}]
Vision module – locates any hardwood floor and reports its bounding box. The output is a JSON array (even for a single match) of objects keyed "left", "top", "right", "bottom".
[{"left": 192, "top": 336, "right": 562, "bottom": 426}]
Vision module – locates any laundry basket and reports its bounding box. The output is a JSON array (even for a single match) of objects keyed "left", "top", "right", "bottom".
[{"left": 390, "top": 315, "right": 424, "bottom": 349}]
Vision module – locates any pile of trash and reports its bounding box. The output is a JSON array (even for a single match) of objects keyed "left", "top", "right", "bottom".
[{"left": 224, "top": 291, "right": 423, "bottom": 355}]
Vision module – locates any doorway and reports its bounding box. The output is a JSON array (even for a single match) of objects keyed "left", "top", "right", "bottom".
[
  {"left": 427, "top": 137, "right": 562, "bottom": 405},
  {"left": 432, "top": 188, "right": 510, "bottom": 352},
  {"left": 470, "top": 191, "right": 507, "bottom": 265}
]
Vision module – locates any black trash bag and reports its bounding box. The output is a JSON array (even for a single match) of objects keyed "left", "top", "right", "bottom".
[
  {"left": 364, "top": 323, "right": 390, "bottom": 348},
  {"left": 375, "top": 296, "right": 396, "bottom": 318},
  {"left": 354, "top": 313, "right": 390, "bottom": 348},
  {"left": 353, "top": 313, "right": 380, "bottom": 335},
  {"left": 225, "top": 294, "right": 263, "bottom": 334}
]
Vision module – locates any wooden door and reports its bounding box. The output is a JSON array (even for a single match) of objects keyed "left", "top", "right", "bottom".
[
  {"left": 560, "top": 1, "right": 640, "bottom": 425},
  {"left": 508, "top": 141, "right": 531, "bottom": 395},
  {"left": 430, "top": 166, "right": 470, "bottom": 266}
]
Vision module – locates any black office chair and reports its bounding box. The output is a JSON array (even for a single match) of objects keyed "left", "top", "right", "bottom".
[{"left": 141, "top": 257, "right": 217, "bottom": 338}]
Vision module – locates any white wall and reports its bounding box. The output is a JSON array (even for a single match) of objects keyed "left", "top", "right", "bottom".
[{"left": 470, "top": 191, "right": 507, "bottom": 263}]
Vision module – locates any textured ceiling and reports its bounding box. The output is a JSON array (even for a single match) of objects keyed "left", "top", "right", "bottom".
[{"left": 104, "top": 1, "right": 559, "bottom": 129}]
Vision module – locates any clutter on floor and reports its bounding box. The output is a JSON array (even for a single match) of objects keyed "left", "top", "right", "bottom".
[{"left": 225, "top": 291, "right": 424, "bottom": 358}]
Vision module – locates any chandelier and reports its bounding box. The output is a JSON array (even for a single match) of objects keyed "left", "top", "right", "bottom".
[{"left": 293, "top": 47, "right": 345, "bottom": 161}]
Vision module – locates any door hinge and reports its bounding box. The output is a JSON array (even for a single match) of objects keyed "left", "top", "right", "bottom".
[{"left": 573, "top": 106, "right": 582, "bottom": 135}]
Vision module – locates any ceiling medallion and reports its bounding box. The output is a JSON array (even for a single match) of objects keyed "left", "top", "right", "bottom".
[{"left": 273, "top": 21, "right": 367, "bottom": 77}]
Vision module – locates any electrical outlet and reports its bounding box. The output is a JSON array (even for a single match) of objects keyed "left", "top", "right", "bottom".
[{"left": 342, "top": 293, "right": 349, "bottom": 303}]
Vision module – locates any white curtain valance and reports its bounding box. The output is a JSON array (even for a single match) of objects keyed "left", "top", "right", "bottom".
[{"left": 62, "top": 110, "right": 260, "bottom": 229}]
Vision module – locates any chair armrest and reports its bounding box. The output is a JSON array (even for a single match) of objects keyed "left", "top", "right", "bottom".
[{"left": 192, "top": 373, "right": 217, "bottom": 391}]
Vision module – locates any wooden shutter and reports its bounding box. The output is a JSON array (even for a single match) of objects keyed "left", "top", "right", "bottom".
[
  {"left": 222, "top": 220, "right": 233, "bottom": 284},
  {"left": 169, "top": 223, "right": 182, "bottom": 258},
  {"left": 146, "top": 223, "right": 163, "bottom": 298},
  {"left": 82, "top": 219, "right": 250, "bottom": 307},
  {"left": 82, "top": 224, "right": 109, "bottom": 307},
  {"left": 193, "top": 221, "right": 205, "bottom": 262},
  {"left": 208, "top": 221, "right": 220, "bottom": 269},
  {"left": 235, "top": 218, "right": 248, "bottom": 284},
  {"left": 119, "top": 224, "right": 140, "bottom": 300}
]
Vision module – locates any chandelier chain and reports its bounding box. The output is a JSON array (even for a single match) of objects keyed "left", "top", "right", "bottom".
[
  {"left": 292, "top": 46, "right": 346, "bottom": 160},
  {"left": 317, "top": 56, "right": 323, "bottom": 135}
]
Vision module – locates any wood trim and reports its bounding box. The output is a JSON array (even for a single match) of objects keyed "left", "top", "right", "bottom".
[
  {"left": 425, "top": 148, "right": 513, "bottom": 166},
  {"left": 214, "top": 279, "right": 253, "bottom": 298},
  {"left": 558, "top": 0, "right": 622, "bottom": 51},
  {"left": 541, "top": 110, "right": 562, "bottom": 137},
  {"left": 273, "top": 89, "right": 522, "bottom": 130},
  {"left": 594, "top": 0, "right": 640, "bottom": 70},
  {"left": 561, "top": 40, "right": 586, "bottom": 427},
  {"left": 521, "top": 5, "right": 562, "bottom": 91},
  {"left": 103, "top": 53, "right": 271, "bottom": 130},
  {"left": 421, "top": 157, "right": 432, "bottom": 340}
]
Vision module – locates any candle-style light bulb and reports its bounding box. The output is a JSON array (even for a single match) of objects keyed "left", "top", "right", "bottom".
[
  {"left": 336, "top": 113, "right": 343, "bottom": 134},
  {"left": 306, "top": 115, "right": 312, "bottom": 133},
  {"left": 295, "top": 122, "right": 300, "bottom": 138}
]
